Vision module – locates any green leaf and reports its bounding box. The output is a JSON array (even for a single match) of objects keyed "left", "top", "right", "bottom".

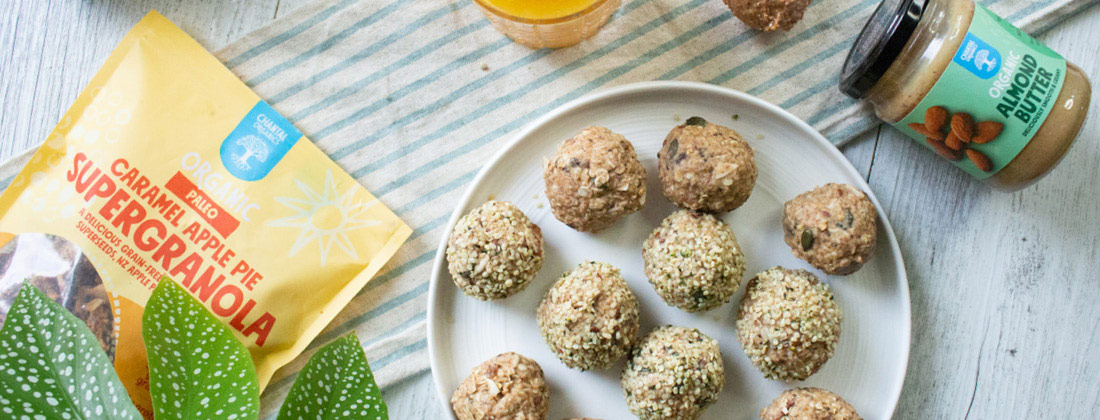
[
  {"left": 0, "top": 282, "right": 141, "bottom": 419},
  {"left": 142, "top": 278, "right": 259, "bottom": 420},
  {"left": 278, "top": 334, "right": 388, "bottom": 420}
]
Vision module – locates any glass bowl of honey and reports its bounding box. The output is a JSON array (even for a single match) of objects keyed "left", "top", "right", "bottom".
[{"left": 472, "top": 0, "right": 622, "bottom": 48}]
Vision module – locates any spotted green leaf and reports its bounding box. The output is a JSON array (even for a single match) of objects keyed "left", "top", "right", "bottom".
[
  {"left": 142, "top": 278, "right": 259, "bottom": 420},
  {"left": 278, "top": 334, "right": 388, "bottom": 420},
  {"left": 0, "top": 282, "right": 141, "bottom": 419}
]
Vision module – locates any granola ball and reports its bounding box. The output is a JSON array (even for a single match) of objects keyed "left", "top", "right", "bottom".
[
  {"left": 452, "top": 352, "right": 550, "bottom": 420},
  {"left": 621, "top": 326, "right": 725, "bottom": 420},
  {"left": 543, "top": 126, "right": 647, "bottom": 232},
  {"left": 658, "top": 117, "right": 757, "bottom": 213},
  {"left": 761, "top": 388, "right": 862, "bottom": 420},
  {"left": 537, "top": 261, "right": 640, "bottom": 370},
  {"left": 446, "top": 201, "right": 544, "bottom": 300},
  {"left": 642, "top": 210, "right": 745, "bottom": 312},
  {"left": 724, "top": 0, "right": 815, "bottom": 31},
  {"left": 736, "top": 267, "right": 841, "bottom": 381},
  {"left": 782, "top": 183, "right": 877, "bottom": 275}
]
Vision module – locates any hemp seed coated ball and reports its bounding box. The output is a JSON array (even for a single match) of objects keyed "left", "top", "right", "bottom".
[
  {"left": 537, "top": 261, "right": 640, "bottom": 371},
  {"left": 446, "top": 200, "right": 544, "bottom": 300},
  {"left": 724, "top": 0, "right": 815, "bottom": 31},
  {"left": 621, "top": 326, "right": 725, "bottom": 420},
  {"left": 761, "top": 388, "right": 862, "bottom": 420},
  {"left": 782, "top": 183, "right": 877, "bottom": 275},
  {"left": 658, "top": 117, "right": 757, "bottom": 213},
  {"left": 736, "top": 267, "right": 841, "bottom": 381},
  {"left": 543, "top": 126, "right": 647, "bottom": 232},
  {"left": 642, "top": 210, "right": 746, "bottom": 312},
  {"left": 451, "top": 352, "right": 550, "bottom": 420}
]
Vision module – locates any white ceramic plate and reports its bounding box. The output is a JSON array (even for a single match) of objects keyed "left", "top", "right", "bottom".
[{"left": 427, "top": 81, "right": 909, "bottom": 420}]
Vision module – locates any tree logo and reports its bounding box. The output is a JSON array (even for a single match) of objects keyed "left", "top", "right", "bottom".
[
  {"left": 230, "top": 135, "right": 270, "bottom": 170},
  {"left": 219, "top": 101, "right": 302, "bottom": 181}
]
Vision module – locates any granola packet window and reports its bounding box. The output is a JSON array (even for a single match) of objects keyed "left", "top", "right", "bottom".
[{"left": 0, "top": 11, "right": 411, "bottom": 417}]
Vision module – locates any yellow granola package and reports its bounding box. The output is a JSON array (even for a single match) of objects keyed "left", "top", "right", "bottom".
[{"left": 0, "top": 11, "right": 410, "bottom": 417}]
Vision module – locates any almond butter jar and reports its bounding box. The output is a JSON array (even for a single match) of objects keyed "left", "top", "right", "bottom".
[{"left": 841, "top": 0, "right": 1092, "bottom": 190}]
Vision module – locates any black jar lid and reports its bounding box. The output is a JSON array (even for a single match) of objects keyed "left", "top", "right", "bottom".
[{"left": 839, "top": 0, "right": 927, "bottom": 98}]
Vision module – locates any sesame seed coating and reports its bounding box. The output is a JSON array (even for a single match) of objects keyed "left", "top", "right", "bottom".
[
  {"left": 451, "top": 352, "right": 550, "bottom": 420},
  {"left": 642, "top": 210, "right": 746, "bottom": 312},
  {"left": 537, "top": 261, "right": 640, "bottom": 371},
  {"left": 621, "top": 326, "right": 725, "bottom": 420},
  {"left": 761, "top": 387, "right": 862, "bottom": 420},
  {"left": 658, "top": 118, "right": 757, "bottom": 213},
  {"left": 736, "top": 267, "right": 842, "bottom": 381},
  {"left": 782, "top": 183, "right": 877, "bottom": 275},
  {"left": 447, "top": 201, "right": 544, "bottom": 300},
  {"left": 543, "top": 126, "right": 647, "bottom": 232}
]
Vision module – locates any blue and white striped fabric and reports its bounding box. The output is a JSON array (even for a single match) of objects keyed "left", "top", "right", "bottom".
[{"left": 1, "top": 0, "right": 1093, "bottom": 414}]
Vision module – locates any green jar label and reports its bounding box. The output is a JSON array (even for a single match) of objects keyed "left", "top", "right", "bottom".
[{"left": 894, "top": 4, "right": 1066, "bottom": 179}]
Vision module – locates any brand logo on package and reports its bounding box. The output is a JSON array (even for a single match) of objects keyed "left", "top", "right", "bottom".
[
  {"left": 954, "top": 33, "right": 1002, "bottom": 80},
  {"left": 220, "top": 101, "right": 302, "bottom": 181}
]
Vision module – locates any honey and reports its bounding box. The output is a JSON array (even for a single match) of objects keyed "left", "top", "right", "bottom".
[
  {"left": 472, "top": 0, "right": 620, "bottom": 49},
  {"left": 479, "top": 0, "right": 600, "bottom": 20}
]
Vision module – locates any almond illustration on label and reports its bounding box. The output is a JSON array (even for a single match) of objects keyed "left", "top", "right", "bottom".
[
  {"left": 910, "top": 107, "right": 1002, "bottom": 172},
  {"left": 950, "top": 112, "right": 974, "bottom": 143},
  {"left": 972, "top": 121, "right": 1003, "bottom": 144},
  {"left": 966, "top": 149, "right": 992, "bottom": 172},
  {"left": 927, "top": 137, "right": 962, "bottom": 161},
  {"left": 908, "top": 122, "right": 946, "bottom": 141},
  {"left": 945, "top": 131, "right": 963, "bottom": 151},
  {"left": 925, "top": 106, "right": 947, "bottom": 132}
]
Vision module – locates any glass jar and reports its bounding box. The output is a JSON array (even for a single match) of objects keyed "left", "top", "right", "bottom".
[
  {"left": 840, "top": 0, "right": 1091, "bottom": 190},
  {"left": 472, "top": 0, "right": 621, "bottom": 49}
]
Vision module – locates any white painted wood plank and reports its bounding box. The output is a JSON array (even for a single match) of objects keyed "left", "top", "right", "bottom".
[
  {"left": 0, "top": 0, "right": 280, "bottom": 166},
  {"left": 384, "top": 373, "right": 449, "bottom": 418},
  {"left": 861, "top": 4, "right": 1100, "bottom": 419},
  {"left": 276, "top": 0, "right": 320, "bottom": 17},
  {"left": 842, "top": 126, "right": 880, "bottom": 179}
]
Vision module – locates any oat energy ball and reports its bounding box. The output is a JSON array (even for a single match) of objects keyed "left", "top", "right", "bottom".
[
  {"left": 452, "top": 352, "right": 550, "bottom": 420},
  {"left": 446, "top": 201, "right": 544, "bottom": 300},
  {"left": 736, "top": 267, "right": 841, "bottom": 381},
  {"left": 543, "top": 126, "right": 647, "bottom": 232},
  {"left": 658, "top": 117, "right": 757, "bottom": 213},
  {"left": 537, "top": 261, "right": 640, "bottom": 370},
  {"left": 782, "top": 183, "right": 877, "bottom": 275},
  {"left": 642, "top": 210, "right": 746, "bottom": 312},
  {"left": 761, "top": 388, "right": 862, "bottom": 420},
  {"left": 724, "top": 0, "right": 814, "bottom": 31},
  {"left": 621, "top": 326, "right": 725, "bottom": 420}
]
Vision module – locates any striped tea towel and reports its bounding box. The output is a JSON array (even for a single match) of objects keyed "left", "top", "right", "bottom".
[{"left": 1, "top": 0, "right": 1095, "bottom": 415}]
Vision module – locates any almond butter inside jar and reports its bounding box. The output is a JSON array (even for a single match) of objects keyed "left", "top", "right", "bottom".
[{"left": 841, "top": 0, "right": 1091, "bottom": 190}]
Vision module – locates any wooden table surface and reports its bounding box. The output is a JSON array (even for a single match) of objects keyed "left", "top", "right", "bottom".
[{"left": 3, "top": 0, "right": 1098, "bottom": 418}]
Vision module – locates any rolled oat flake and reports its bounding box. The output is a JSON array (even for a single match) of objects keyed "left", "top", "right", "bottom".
[{"left": 841, "top": 0, "right": 1091, "bottom": 190}]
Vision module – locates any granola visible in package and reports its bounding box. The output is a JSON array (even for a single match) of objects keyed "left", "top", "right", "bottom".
[{"left": 0, "top": 12, "right": 411, "bottom": 417}]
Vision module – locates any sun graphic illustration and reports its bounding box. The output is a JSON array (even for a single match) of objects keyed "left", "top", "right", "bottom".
[{"left": 267, "top": 170, "right": 382, "bottom": 266}]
